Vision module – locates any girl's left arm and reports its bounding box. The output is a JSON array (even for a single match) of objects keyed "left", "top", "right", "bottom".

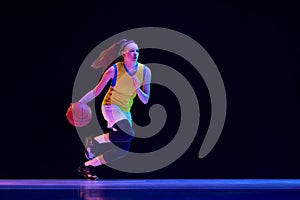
[{"left": 135, "top": 66, "right": 151, "bottom": 104}]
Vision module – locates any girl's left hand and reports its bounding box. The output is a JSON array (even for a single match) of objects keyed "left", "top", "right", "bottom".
[{"left": 132, "top": 76, "right": 141, "bottom": 90}]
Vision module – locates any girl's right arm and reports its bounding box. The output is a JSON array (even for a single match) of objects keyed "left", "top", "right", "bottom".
[{"left": 78, "top": 66, "right": 115, "bottom": 104}]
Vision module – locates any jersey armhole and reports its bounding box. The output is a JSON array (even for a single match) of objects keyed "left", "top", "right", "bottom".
[
  {"left": 111, "top": 64, "right": 117, "bottom": 87},
  {"left": 143, "top": 65, "right": 146, "bottom": 82}
]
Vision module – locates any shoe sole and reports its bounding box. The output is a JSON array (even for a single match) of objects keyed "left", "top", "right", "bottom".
[{"left": 84, "top": 137, "right": 95, "bottom": 160}]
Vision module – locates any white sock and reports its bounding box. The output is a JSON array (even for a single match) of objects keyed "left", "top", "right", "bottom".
[{"left": 94, "top": 134, "right": 109, "bottom": 144}]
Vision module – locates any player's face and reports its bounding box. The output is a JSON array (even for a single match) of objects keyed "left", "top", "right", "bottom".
[{"left": 123, "top": 43, "right": 139, "bottom": 62}]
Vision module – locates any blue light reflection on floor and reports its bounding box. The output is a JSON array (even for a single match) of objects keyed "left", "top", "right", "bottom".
[{"left": 0, "top": 179, "right": 300, "bottom": 200}]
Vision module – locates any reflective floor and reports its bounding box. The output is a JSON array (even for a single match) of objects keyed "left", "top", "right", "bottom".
[{"left": 1, "top": 179, "right": 300, "bottom": 199}]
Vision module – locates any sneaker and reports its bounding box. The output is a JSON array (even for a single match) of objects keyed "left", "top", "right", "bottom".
[
  {"left": 84, "top": 136, "right": 95, "bottom": 160},
  {"left": 77, "top": 164, "right": 99, "bottom": 180}
]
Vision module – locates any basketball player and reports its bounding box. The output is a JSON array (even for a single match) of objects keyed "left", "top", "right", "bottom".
[{"left": 76, "top": 40, "right": 151, "bottom": 180}]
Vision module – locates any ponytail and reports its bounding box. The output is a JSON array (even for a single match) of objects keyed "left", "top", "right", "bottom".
[{"left": 91, "top": 39, "right": 136, "bottom": 70}]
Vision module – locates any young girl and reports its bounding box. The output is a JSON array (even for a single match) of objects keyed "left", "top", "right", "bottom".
[{"left": 76, "top": 39, "right": 151, "bottom": 180}]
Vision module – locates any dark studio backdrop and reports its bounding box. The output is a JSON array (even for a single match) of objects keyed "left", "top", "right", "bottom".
[{"left": 0, "top": 0, "right": 299, "bottom": 179}]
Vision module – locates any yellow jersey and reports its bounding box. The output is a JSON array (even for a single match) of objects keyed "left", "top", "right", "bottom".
[{"left": 102, "top": 62, "right": 145, "bottom": 112}]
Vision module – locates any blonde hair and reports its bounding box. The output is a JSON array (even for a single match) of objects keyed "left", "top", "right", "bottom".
[
  {"left": 119, "top": 40, "right": 137, "bottom": 55},
  {"left": 91, "top": 39, "right": 137, "bottom": 69}
]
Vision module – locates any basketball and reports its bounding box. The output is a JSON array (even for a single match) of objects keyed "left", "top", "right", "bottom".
[{"left": 66, "top": 102, "right": 92, "bottom": 127}]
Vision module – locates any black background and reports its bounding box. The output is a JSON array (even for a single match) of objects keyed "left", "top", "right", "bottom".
[{"left": 1, "top": 0, "right": 299, "bottom": 179}]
